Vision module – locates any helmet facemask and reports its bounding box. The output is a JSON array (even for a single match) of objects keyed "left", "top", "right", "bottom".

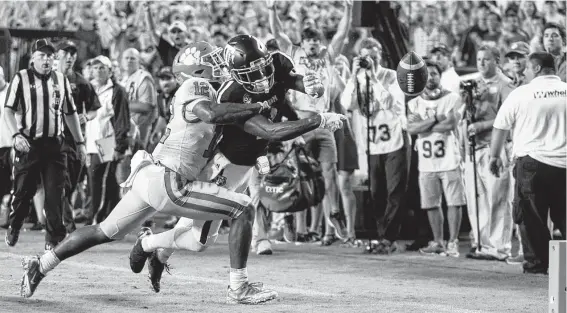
[
  {"left": 230, "top": 54, "right": 275, "bottom": 94},
  {"left": 202, "top": 47, "right": 230, "bottom": 81}
]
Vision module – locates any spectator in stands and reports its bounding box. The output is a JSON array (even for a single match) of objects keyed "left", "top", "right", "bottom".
[
  {"left": 541, "top": 22, "right": 566, "bottom": 82},
  {"left": 341, "top": 38, "right": 407, "bottom": 253},
  {"left": 521, "top": 1, "right": 541, "bottom": 38},
  {"left": 145, "top": 2, "right": 189, "bottom": 67},
  {"left": 430, "top": 44, "right": 460, "bottom": 95},
  {"left": 529, "top": 16, "right": 547, "bottom": 53},
  {"left": 85, "top": 56, "right": 130, "bottom": 225},
  {"left": 213, "top": 30, "right": 230, "bottom": 49},
  {"left": 460, "top": 3, "right": 490, "bottom": 67},
  {"left": 268, "top": 0, "right": 353, "bottom": 245},
  {"left": 483, "top": 12, "right": 502, "bottom": 48},
  {"left": 500, "top": 11, "right": 530, "bottom": 50},
  {"left": 461, "top": 46, "right": 513, "bottom": 261},
  {"left": 412, "top": 5, "right": 450, "bottom": 57},
  {"left": 139, "top": 33, "right": 163, "bottom": 77},
  {"left": 543, "top": 0, "right": 566, "bottom": 26}
]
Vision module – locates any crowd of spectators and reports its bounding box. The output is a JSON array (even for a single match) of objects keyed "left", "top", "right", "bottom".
[{"left": 0, "top": 0, "right": 565, "bottom": 274}]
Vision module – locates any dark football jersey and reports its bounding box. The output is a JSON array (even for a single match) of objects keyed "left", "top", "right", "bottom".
[{"left": 216, "top": 52, "right": 298, "bottom": 166}]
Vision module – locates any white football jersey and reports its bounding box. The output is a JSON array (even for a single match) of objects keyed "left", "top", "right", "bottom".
[
  {"left": 152, "top": 77, "right": 217, "bottom": 180},
  {"left": 408, "top": 92, "right": 461, "bottom": 172},
  {"left": 352, "top": 109, "right": 404, "bottom": 155}
]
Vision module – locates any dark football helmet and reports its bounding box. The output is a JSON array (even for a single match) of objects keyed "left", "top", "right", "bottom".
[
  {"left": 223, "top": 35, "right": 275, "bottom": 94},
  {"left": 172, "top": 41, "right": 227, "bottom": 83}
]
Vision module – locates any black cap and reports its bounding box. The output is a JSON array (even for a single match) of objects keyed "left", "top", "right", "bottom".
[
  {"left": 31, "top": 39, "right": 56, "bottom": 54},
  {"left": 430, "top": 43, "right": 451, "bottom": 55},
  {"left": 156, "top": 66, "right": 174, "bottom": 79},
  {"left": 57, "top": 40, "right": 78, "bottom": 53}
]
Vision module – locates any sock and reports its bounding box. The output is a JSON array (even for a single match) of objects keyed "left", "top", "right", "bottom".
[
  {"left": 39, "top": 250, "right": 60, "bottom": 275},
  {"left": 229, "top": 268, "right": 248, "bottom": 291},
  {"left": 142, "top": 226, "right": 205, "bottom": 252},
  {"left": 156, "top": 248, "right": 174, "bottom": 263}
]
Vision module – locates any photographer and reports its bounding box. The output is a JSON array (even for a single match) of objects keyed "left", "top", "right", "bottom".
[
  {"left": 340, "top": 38, "right": 407, "bottom": 254},
  {"left": 459, "top": 46, "right": 514, "bottom": 261}
]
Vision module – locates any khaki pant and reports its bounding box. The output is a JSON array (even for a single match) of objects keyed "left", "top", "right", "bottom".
[{"left": 463, "top": 145, "right": 513, "bottom": 260}]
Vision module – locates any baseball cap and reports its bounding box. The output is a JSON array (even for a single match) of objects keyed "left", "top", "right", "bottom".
[
  {"left": 90, "top": 55, "right": 112, "bottom": 68},
  {"left": 31, "top": 39, "right": 56, "bottom": 54},
  {"left": 168, "top": 21, "right": 188, "bottom": 33},
  {"left": 57, "top": 40, "right": 78, "bottom": 53},
  {"left": 505, "top": 41, "right": 530, "bottom": 57},
  {"left": 430, "top": 43, "right": 451, "bottom": 55},
  {"left": 156, "top": 66, "right": 174, "bottom": 79}
]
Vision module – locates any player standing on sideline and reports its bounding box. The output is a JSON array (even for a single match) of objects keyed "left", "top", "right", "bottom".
[
  {"left": 129, "top": 35, "right": 344, "bottom": 295},
  {"left": 268, "top": 0, "right": 352, "bottom": 244},
  {"left": 56, "top": 41, "right": 101, "bottom": 233},
  {"left": 489, "top": 52, "right": 566, "bottom": 274},
  {"left": 3, "top": 39, "right": 87, "bottom": 250}
]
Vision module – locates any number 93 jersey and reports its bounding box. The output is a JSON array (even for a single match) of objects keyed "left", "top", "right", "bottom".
[
  {"left": 408, "top": 92, "right": 461, "bottom": 173},
  {"left": 152, "top": 77, "right": 217, "bottom": 180}
]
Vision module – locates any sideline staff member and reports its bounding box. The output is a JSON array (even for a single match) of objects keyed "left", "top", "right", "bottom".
[
  {"left": 3, "top": 39, "right": 86, "bottom": 250},
  {"left": 489, "top": 52, "right": 566, "bottom": 274}
]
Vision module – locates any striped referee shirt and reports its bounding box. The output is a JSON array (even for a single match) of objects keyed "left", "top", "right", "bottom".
[{"left": 4, "top": 69, "right": 76, "bottom": 139}]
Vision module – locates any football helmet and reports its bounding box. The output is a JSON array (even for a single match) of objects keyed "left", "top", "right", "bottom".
[
  {"left": 223, "top": 35, "right": 274, "bottom": 94},
  {"left": 172, "top": 41, "right": 226, "bottom": 82}
]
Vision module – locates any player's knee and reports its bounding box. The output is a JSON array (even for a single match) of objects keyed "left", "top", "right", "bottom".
[{"left": 99, "top": 220, "right": 127, "bottom": 240}]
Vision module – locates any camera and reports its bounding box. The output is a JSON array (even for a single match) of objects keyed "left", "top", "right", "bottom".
[
  {"left": 358, "top": 56, "right": 372, "bottom": 70},
  {"left": 459, "top": 79, "right": 477, "bottom": 93}
]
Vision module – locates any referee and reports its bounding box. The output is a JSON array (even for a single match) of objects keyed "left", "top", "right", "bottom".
[
  {"left": 489, "top": 52, "right": 566, "bottom": 274},
  {"left": 3, "top": 39, "right": 86, "bottom": 250}
]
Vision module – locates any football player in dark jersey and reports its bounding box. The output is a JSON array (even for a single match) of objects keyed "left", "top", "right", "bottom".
[{"left": 133, "top": 35, "right": 346, "bottom": 302}]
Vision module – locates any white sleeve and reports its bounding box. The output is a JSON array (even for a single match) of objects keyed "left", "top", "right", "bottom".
[
  {"left": 340, "top": 79, "right": 357, "bottom": 112},
  {"left": 493, "top": 89, "right": 518, "bottom": 130}
]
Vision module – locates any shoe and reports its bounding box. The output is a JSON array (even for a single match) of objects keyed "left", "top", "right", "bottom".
[
  {"left": 282, "top": 215, "right": 296, "bottom": 243},
  {"left": 129, "top": 227, "right": 153, "bottom": 273},
  {"left": 163, "top": 216, "right": 179, "bottom": 229},
  {"left": 441, "top": 239, "right": 460, "bottom": 258},
  {"left": 30, "top": 222, "right": 45, "bottom": 231},
  {"left": 320, "top": 234, "right": 338, "bottom": 246},
  {"left": 506, "top": 254, "right": 525, "bottom": 265},
  {"left": 328, "top": 212, "right": 347, "bottom": 240},
  {"left": 363, "top": 240, "right": 379, "bottom": 254},
  {"left": 340, "top": 237, "right": 359, "bottom": 248},
  {"left": 226, "top": 282, "right": 278, "bottom": 304},
  {"left": 405, "top": 239, "right": 428, "bottom": 251},
  {"left": 147, "top": 251, "right": 170, "bottom": 293},
  {"left": 20, "top": 256, "right": 45, "bottom": 298},
  {"left": 5, "top": 226, "right": 20, "bottom": 247},
  {"left": 419, "top": 241, "right": 445, "bottom": 255},
  {"left": 256, "top": 240, "right": 272, "bottom": 255}
]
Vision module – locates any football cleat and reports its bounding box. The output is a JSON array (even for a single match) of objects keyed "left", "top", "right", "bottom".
[
  {"left": 147, "top": 251, "right": 171, "bottom": 293},
  {"left": 20, "top": 256, "right": 45, "bottom": 298},
  {"left": 129, "top": 227, "right": 153, "bottom": 273},
  {"left": 5, "top": 226, "right": 20, "bottom": 247},
  {"left": 226, "top": 282, "right": 278, "bottom": 305}
]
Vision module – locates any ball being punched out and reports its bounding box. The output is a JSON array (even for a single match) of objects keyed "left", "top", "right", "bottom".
[{"left": 396, "top": 51, "right": 428, "bottom": 96}]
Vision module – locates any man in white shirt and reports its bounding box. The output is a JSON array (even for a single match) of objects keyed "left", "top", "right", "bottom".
[
  {"left": 408, "top": 61, "right": 465, "bottom": 257},
  {"left": 340, "top": 38, "right": 407, "bottom": 254},
  {"left": 489, "top": 52, "right": 566, "bottom": 274},
  {"left": 430, "top": 44, "right": 461, "bottom": 95}
]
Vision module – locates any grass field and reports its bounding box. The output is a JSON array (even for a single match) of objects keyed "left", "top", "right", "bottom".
[{"left": 0, "top": 221, "right": 548, "bottom": 313}]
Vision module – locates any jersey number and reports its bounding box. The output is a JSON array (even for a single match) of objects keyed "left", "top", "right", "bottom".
[
  {"left": 194, "top": 82, "right": 210, "bottom": 96},
  {"left": 422, "top": 140, "right": 445, "bottom": 158},
  {"left": 369, "top": 124, "right": 391, "bottom": 142},
  {"left": 159, "top": 128, "right": 171, "bottom": 144}
]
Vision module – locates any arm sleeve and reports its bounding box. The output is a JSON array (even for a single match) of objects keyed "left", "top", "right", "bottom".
[
  {"left": 492, "top": 90, "right": 517, "bottom": 131},
  {"left": 85, "top": 82, "right": 101, "bottom": 112},
  {"left": 63, "top": 77, "right": 77, "bottom": 115},
  {"left": 4, "top": 73, "right": 23, "bottom": 111},
  {"left": 340, "top": 79, "right": 357, "bottom": 111}
]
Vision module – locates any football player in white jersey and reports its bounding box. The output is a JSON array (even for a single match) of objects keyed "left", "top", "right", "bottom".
[
  {"left": 19, "top": 42, "right": 281, "bottom": 303},
  {"left": 407, "top": 60, "right": 466, "bottom": 257},
  {"left": 340, "top": 38, "right": 408, "bottom": 254}
]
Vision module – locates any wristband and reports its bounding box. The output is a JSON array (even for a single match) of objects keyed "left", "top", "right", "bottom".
[{"left": 12, "top": 133, "right": 21, "bottom": 139}]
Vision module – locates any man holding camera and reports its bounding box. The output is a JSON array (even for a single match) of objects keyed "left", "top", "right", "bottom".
[
  {"left": 460, "top": 46, "right": 513, "bottom": 261},
  {"left": 341, "top": 38, "right": 407, "bottom": 254}
]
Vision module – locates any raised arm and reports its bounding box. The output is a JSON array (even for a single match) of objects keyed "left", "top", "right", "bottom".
[
  {"left": 142, "top": 1, "right": 160, "bottom": 45},
  {"left": 327, "top": 0, "right": 353, "bottom": 60},
  {"left": 267, "top": 0, "right": 293, "bottom": 54}
]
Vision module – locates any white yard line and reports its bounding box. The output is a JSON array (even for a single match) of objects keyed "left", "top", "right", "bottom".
[{"left": 0, "top": 251, "right": 335, "bottom": 298}]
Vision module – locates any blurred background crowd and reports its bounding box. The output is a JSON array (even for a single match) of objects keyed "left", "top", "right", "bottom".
[{"left": 0, "top": 0, "right": 565, "bottom": 274}]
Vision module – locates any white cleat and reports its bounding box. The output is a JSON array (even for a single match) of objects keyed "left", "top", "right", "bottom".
[{"left": 226, "top": 282, "right": 278, "bottom": 304}]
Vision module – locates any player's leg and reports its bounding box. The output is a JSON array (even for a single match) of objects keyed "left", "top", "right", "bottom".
[{"left": 20, "top": 163, "right": 163, "bottom": 298}]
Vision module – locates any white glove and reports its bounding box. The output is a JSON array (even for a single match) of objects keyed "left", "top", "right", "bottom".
[
  {"left": 318, "top": 113, "right": 346, "bottom": 132},
  {"left": 303, "top": 70, "right": 324, "bottom": 98}
]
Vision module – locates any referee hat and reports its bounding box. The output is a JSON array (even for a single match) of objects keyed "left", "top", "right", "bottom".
[{"left": 32, "top": 39, "right": 56, "bottom": 54}]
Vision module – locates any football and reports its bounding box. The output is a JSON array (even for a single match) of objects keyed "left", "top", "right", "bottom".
[{"left": 396, "top": 51, "right": 428, "bottom": 96}]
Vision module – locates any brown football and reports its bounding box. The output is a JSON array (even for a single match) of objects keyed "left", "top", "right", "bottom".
[{"left": 396, "top": 51, "right": 428, "bottom": 96}]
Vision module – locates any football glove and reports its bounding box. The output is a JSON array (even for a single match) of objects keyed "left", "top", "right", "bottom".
[
  {"left": 303, "top": 71, "right": 324, "bottom": 98},
  {"left": 318, "top": 113, "right": 346, "bottom": 132}
]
